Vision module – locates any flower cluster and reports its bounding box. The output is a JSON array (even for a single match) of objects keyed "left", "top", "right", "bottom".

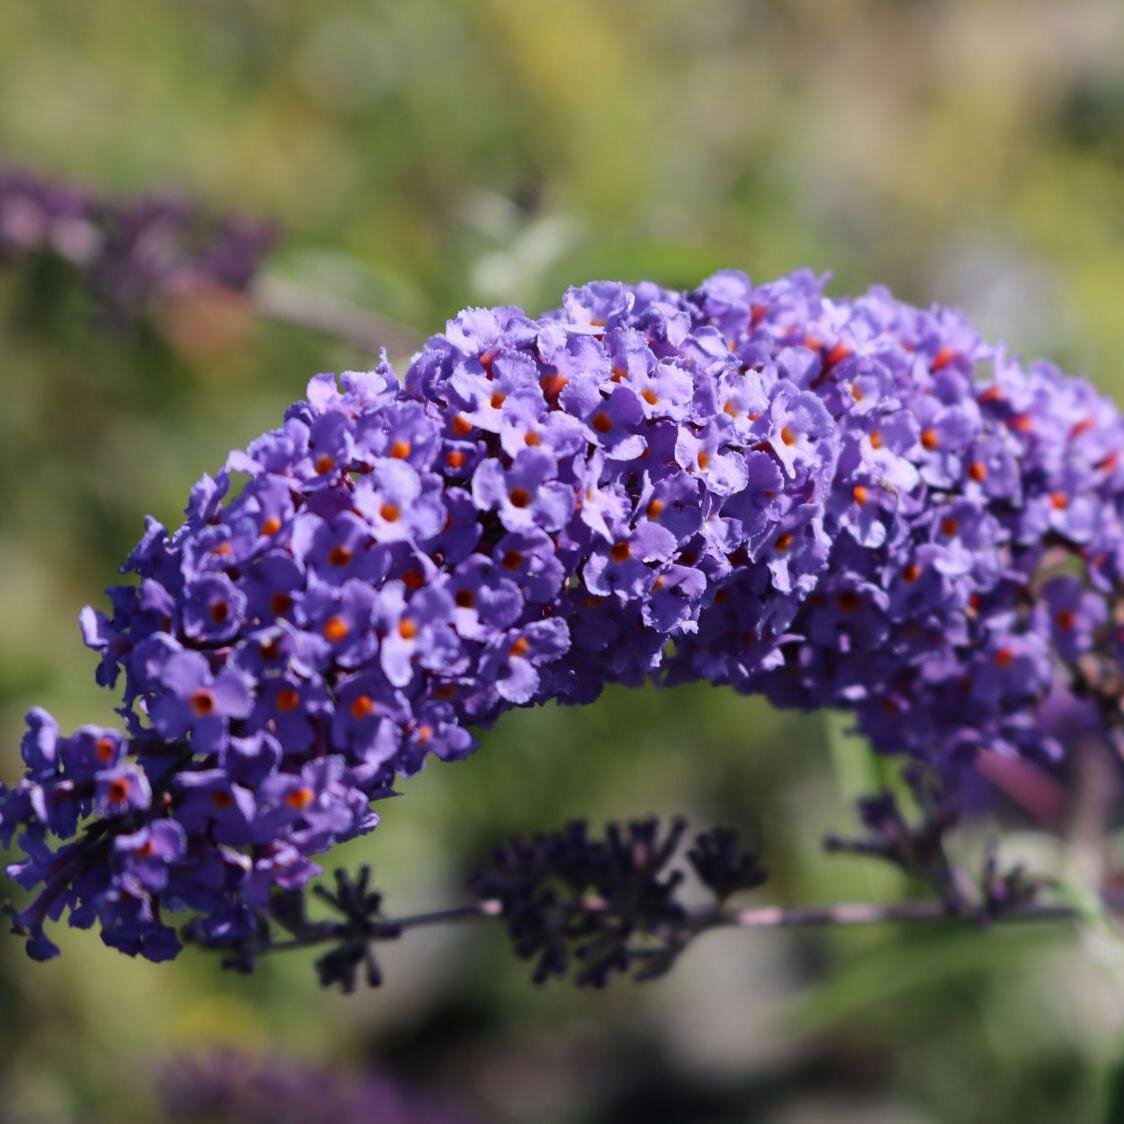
[
  {"left": 161, "top": 1050, "right": 478, "bottom": 1124},
  {"left": 469, "top": 818, "right": 765, "bottom": 986},
  {"left": 4, "top": 269, "right": 1122, "bottom": 965},
  {"left": 0, "top": 164, "right": 276, "bottom": 319}
]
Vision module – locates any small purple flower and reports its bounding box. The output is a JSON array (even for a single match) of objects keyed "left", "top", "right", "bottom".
[
  {"left": 20, "top": 707, "right": 60, "bottom": 776},
  {"left": 1037, "top": 576, "right": 1106, "bottom": 663},
  {"left": 114, "top": 821, "right": 186, "bottom": 892},
  {"left": 296, "top": 511, "right": 389, "bottom": 587},
  {"left": 58, "top": 726, "right": 125, "bottom": 778},
  {"left": 499, "top": 392, "right": 586, "bottom": 459},
  {"left": 471, "top": 449, "right": 573, "bottom": 532},
  {"left": 298, "top": 580, "right": 378, "bottom": 670},
  {"left": 583, "top": 387, "right": 647, "bottom": 460},
  {"left": 95, "top": 764, "right": 152, "bottom": 817},
  {"left": 674, "top": 423, "right": 749, "bottom": 497},
  {"left": 147, "top": 650, "right": 253, "bottom": 754},
  {"left": 491, "top": 529, "right": 565, "bottom": 603},
  {"left": 374, "top": 582, "right": 459, "bottom": 688},
  {"left": 175, "top": 768, "right": 258, "bottom": 844},
  {"left": 584, "top": 520, "right": 678, "bottom": 599},
  {"left": 251, "top": 675, "right": 331, "bottom": 754},
  {"left": 482, "top": 619, "right": 571, "bottom": 704},
  {"left": 240, "top": 551, "right": 305, "bottom": 623},
  {"left": 447, "top": 556, "right": 524, "bottom": 640},
  {"left": 258, "top": 757, "right": 376, "bottom": 852},
  {"left": 300, "top": 410, "right": 354, "bottom": 486},
  {"left": 182, "top": 573, "right": 247, "bottom": 643},
  {"left": 760, "top": 384, "right": 834, "bottom": 481},
  {"left": 331, "top": 673, "right": 409, "bottom": 774},
  {"left": 353, "top": 460, "right": 445, "bottom": 543}
]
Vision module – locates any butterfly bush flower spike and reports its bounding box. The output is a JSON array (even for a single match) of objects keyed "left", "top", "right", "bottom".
[{"left": 4, "top": 269, "right": 1123, "bottom": 963}]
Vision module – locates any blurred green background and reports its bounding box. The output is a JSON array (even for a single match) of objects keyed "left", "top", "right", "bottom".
[{"left": 3, "top": 1, "right": 1124, "bottom": 1120}]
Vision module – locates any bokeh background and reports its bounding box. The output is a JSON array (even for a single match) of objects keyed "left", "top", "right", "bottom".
[{"left": 3, "top": 1, "right": 1124, "bottom": 1120}]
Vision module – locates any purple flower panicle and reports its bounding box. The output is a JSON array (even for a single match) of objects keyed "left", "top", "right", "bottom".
[
  {"left": 4, "top": 269, "right": 1123, "bottom": 963},
  {"left": 0, "top": 164, "right": 276, "bottom": 319}
]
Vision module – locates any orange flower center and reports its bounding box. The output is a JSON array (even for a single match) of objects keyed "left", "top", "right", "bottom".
[
  {"left": 285, "top": 787, "right": 315, "bottom": 811},
  {"left": 932, "top": 346, "right": 955, "bottom": 370},
  {"left": 540, "top": 372, "right": 568, "bottom": 400},
  {"left": 275, "top": 688, "right": 300, "bottom": 712},
  {"left": 323, "top": 616, "right": 350, "bottom": 643},
  {"left": 350, "top": 695, "right": 375, "bottom": 720},
  {"left": 190, "top": 689, "right": 215, "bottom": 717}
]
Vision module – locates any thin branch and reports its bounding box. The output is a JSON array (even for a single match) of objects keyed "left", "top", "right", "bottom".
[
  {"left": 252, "top": 274, "right": 425, "bottom": 357},
  {"left": 244, "top": 893, "right": 1093, "bottom": 963},
  {"left": 706, "top": 899, "right": 1079, "bottom": 929}
]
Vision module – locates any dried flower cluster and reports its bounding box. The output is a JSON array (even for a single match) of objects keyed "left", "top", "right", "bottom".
[{"left": 469, "top": 819, "right": 765, "bottom": 986}]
